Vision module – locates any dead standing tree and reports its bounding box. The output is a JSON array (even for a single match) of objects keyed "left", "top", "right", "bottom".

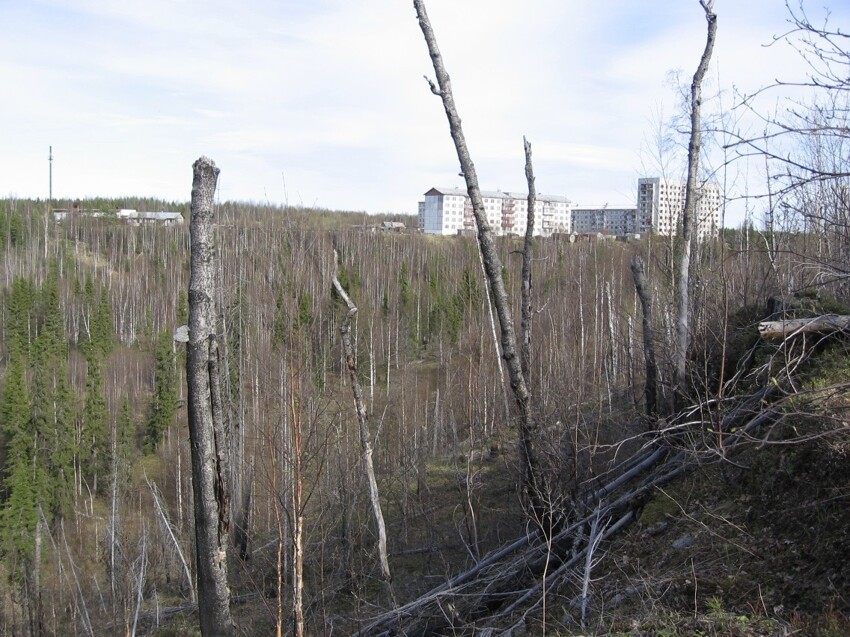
[
  {"left": 631, "top": 256, "right": 659, "bottom": 418},
  {"left": 186, "top": 156, "right": 235, "bottom": 637},
  {"left": 674, "top": 0, "right": 717, "bottom": 412},
  {"left": 331, "top": 249, "right": 393, "bottom": 590},
  {"left": 413, "top": 0, "right": 546, "bottom": 517},
  {"left": 520, "top": 137, "right": 536, "bottom": 382}
]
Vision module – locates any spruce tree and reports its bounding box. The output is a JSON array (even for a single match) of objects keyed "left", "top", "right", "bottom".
[
  {"left": 81, "top": 355, "right": 108, "bottom": 492},
  {"left": 91, "top": 287, "right": 114, "bottom": 358},
  {"left": 5, "top": 277, "right": 35, "bottom": 358},
  {"left": 110, "top": 396, "right": 137, "bottom": 491},
  {"left": 0, "top": 354, "right": 40, "bottom": 560},
  {"left": 145, "top": 330, "right": 177, "bottom": 453}
]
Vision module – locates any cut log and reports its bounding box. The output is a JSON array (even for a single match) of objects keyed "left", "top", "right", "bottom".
[{"left": 758, "top": 314, "right": 850, "bottom": 339}]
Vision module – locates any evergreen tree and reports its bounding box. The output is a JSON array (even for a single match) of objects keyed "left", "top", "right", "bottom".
[
  {"left": 294, "top": 290, "right": 313, "bottom": 331},
  {"left": 91, "top": 287, "right": 114, "bottom": 358},
  {"left": 399, "top": 261, "right": 412, "bottom": 314},
  {"left": 81, "top": 356, "right": 108, "bottom": 492},
  {"left": 272, "top": 290, "right": 288, "bottom": 349},
  {"left": 177, "top": 290, "right": 189, "bottom": 325},
  {"left": 36, "top": 273, "right": 65, "bottom": 359},
  {"left": 145, "top": 330, "right": 177, "bottom": 453},
  {"left": 5, "top": 277, "right": 35, "bottom": 358},
  {"left": 30, "top": 333, "right": 75, "bottom": 520},
  {"left": 0, "top": 354, "right": 41, "bottom": 560},
  {"left": 113, "top": 397, "right": 136, "bottom": 486}
]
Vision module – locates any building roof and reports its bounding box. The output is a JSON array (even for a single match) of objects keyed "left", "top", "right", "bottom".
[{"left": 425, "top": 187, "right": 570, "bottom": 204}]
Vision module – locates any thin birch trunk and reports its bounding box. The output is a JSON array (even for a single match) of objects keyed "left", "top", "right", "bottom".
[{"left": 674, "top": 0, "right": 717, "bottom": 411}]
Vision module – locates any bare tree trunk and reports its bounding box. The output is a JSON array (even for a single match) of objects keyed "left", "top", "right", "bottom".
[
  {"left": 331, "top": 251, "right": 393, "bottom": 586},
  {"left": 674, "top": 0, "right": 717, "bottom": 411},
  {"left": 186, "top": 156, "right": 234, "bottom": 637},
  {"left": 414, "top": 0, "right": 544, "bottom": 515},
  {"left": 520, "top": 137, "right": 536, "bottom": 381},
  {"left": 630, "top": 256, "right": 659, "bottom": 418},
  {"left": 287, "top": 357, "right": 305, "bottom": 637}
]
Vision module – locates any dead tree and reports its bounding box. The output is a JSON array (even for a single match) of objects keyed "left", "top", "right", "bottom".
[
  {"left": 413, "top": 0, "right": 545, "bottom": 516},
  {"left": 674, "top": 0, "right": 717, "bottom": 411},
  {"left": 520, "top": 137, "right": 535, "bottom": 381},
  {"left": 631, "top": 256, "right": 659, "bottom": 417},
  {"left": 331, "top": 249, "right": 393, "bottom": 587},
  {"left": 186, "top": 156, "right": 235, "bottom": 637},
  {"left": 759, "top": 314, "right": 850, "bottom": 339}
]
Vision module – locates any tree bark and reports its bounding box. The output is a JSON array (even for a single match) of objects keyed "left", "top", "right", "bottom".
[
  {"left": 674, "top": 0, "right": 717, "bottom": 411},
  {"left": 520, "top": 137, "right": 535, "bottom": 381},
  {"left": 186, "top": 156, "right": 235, "bottom": 637},
  {"left": 630, "top": 256, "right": 659, "bottom": 418},
  {"left": 758, "top": 314, "right": 850, "bottom": 339},
  {"left": 413, "top": 0, "right": 544, "bottom": 515}
]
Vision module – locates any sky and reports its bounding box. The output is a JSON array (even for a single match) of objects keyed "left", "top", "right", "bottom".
[{"left": 1, "top": 0, "right": 847, "bottom": 226}]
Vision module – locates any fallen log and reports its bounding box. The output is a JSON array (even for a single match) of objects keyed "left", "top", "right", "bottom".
[
  {"left": 351, "top": 383, "right": 786, "bottom": 637},
  {"left": 758, "top": 314, "right": 850, "bottom": 339}
]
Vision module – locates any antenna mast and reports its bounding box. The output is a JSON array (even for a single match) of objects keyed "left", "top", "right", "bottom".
[{"left": 49, "top": 145, "right": 53, "bottom": 202}]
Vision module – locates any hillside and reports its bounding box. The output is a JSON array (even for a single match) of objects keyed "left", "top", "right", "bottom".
[{"left": 0, "top": 197, "right": 847, "bottom": 636}]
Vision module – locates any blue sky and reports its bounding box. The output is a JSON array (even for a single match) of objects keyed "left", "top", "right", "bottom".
[{"left": 1, "top": 1, "right": 847, "bottom": 226}]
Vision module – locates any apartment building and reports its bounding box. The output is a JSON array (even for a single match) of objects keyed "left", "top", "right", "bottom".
[
  {"left": 420, "top": 187, "right": 570, "bottom": 237},
  {"left": 637, "top": 177, "right": 720, "bottom": 239},
  {"left": 571, "top": 206, "right": 638, "bottom": 236}
]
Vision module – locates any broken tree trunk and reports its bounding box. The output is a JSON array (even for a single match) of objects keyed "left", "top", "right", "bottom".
[
  {"left": 758, "top": 314, "right": 850, "bottom": 340},
  {"left": 187, "top": 156, "right": 235, "bottom": 637},
  {"left": 520, "top": 136, "right": 535, "bottom": 381}
]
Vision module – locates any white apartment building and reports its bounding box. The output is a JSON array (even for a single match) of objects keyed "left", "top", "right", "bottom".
[
  {"left": 571, "top": 206, "right": 638, "bottom": 236},
  {"left": 420, "top": 187, "right": 570, "bottom": 237},
  {"left": 637, "top": 178, "right": 720, "bottom": 239}
]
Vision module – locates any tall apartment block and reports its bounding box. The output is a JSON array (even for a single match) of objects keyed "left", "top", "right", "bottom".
[
  {"left": 636, "top": 177, "right": 720, "bottom": 239},
  {"left": 419, "top": 187, "right": 570, "bottom": 237}
]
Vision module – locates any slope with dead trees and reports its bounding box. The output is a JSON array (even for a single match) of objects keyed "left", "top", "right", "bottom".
[{"left": 413, "top": 0, "right": 545, "bottom": 516}]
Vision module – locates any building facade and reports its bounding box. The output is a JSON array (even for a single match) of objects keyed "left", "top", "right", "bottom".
[
  {"left": 420, "top": 179, "right": 720, "bottom": 239},
  {"left": 571, "top": 206, "right": 638, "bottom": 236},
  {"left": 419, "top": 187, "right": 570, "bottom": 237},
  {"left": 637, "top": 178, "right": 720, "bottom": 239}
]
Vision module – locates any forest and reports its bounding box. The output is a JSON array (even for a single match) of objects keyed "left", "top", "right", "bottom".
[{"left": 2, "top": 0, "right": 850, "bottom": 636}]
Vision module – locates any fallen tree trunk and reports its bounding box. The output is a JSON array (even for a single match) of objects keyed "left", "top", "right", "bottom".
[
  {"left": 758, "top": 314, "right": 850, "bottom": 339},
  {"left": 352, "top": 386, "right": 780, "bottom": 637}
]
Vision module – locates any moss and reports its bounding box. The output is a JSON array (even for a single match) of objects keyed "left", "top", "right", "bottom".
[{"left": 638, "top": 491, "right": 679, "bottom": 526}]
